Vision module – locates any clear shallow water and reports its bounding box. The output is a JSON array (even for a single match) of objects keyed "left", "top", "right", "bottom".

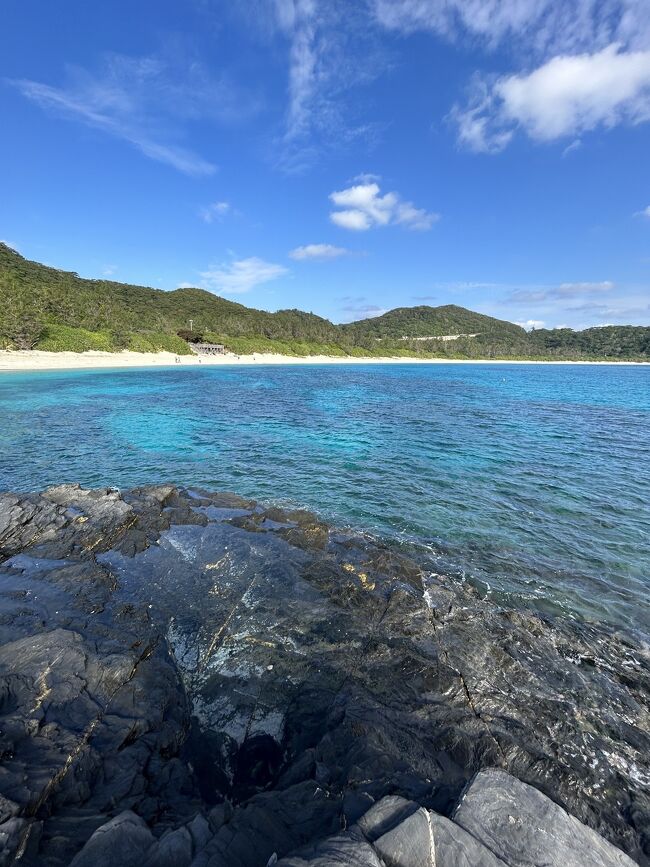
[{"left": 1, "top": 363, "right": 648, "bottom": 634}]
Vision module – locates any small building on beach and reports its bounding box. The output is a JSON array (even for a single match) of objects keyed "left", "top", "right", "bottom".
[{"left": 192, "top": 342, "right": 226, "bottom": 356}]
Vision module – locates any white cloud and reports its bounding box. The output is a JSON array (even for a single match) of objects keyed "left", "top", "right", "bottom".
[
  {"left": 499, "top": 45, "right": 650, "bottom": 138},
  {"left": 376, "top": 2, "right": 650, "bottom": 151},
  {"left": 199, "top": 257, "right": 288, "bottom": 294},
  {"left": 331, "top": 209, "right": 373, "bottom": 231},
  {"left": 200, "top": 201, "right": 231, "bottom": 223},
  {"left": 515, "top": 319, "right": 546, "bottom": 330},
  {"left": 284, "top": 0, "right": 318, "bottom": 142},
  {"left": 289, "top": 243, "right": 349, "bottom": 260},
  {"left": 394, "top": 200, "right": 440, "bottom": 230},
  {"left": 637, "top": 205, "right": 650, "bottom": 218},
  {"left": 102, "top": 265, "right": 118, "bottom": 276},
  {"left": 270, "top": 0, "right": 300, "bottom": 34},
  {"left": 6, "top": 50, "right": 257, "bottom": 175},
  {"left": 451, "top": 44, "right": 650, "bottom": 151},
  {"left": 329, "top": 181, "right": 439, "bottom": 231},
  {"left": 376, "top": 0, "right": 541, "bottom": 44},
  {"left": 374, "top": 0, "right": 650, "bottom": 57}
]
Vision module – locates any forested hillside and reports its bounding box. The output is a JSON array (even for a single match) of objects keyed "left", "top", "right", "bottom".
[
  {"left": 529, "top": 325, "right": 650, "bottom": 358},
  {"left": 341, "top": 304, "right": 525, "bottom": 340},
  {"left": 0, "top": 243, "right": 341, "bottom": 354},
  {"left": 0, "top": 244, "right": 647, "bottom": 359}
]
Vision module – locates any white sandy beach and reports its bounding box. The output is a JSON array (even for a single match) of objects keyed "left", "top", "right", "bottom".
[{"left": 0, "top": 349, "right": 647, "bottom": 372}]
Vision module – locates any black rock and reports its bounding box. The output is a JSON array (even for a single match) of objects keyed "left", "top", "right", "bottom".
[
  {"left": 0, "top": 484, "right": 647, "bottom": 866},
  {"left": 277, "top": 827, "right": 383, "bottom": 866},
  {"left": 68, "top": 811, "right": 154, "bottom": 867}
]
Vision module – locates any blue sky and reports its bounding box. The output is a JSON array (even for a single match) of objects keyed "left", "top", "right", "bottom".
[{"left": 1, "top": 0, "right": 649, "bottom": 329}]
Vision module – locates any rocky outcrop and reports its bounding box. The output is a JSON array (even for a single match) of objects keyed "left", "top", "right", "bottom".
[
  {"left": 452, "top": 769, "right": 638, "bottom": 866},
  {"left": 0, "top": 484, "right": 647, "bottom": 866},
  {"left": 277, "top": 772, "right": 638, "bottom": 866}
]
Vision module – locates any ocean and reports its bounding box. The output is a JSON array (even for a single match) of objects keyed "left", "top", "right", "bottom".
[{"left": 1, "top": 362, "right": 648, "bottom": 635}]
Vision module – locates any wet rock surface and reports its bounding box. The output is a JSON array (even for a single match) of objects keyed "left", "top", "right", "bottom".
[{"left": 0, "top": 484, "right": 647, "bottom": 866}]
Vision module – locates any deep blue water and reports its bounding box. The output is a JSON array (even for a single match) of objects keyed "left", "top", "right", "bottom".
[{"left": 1, "top": 363, "right": 648, "bottom": 634}]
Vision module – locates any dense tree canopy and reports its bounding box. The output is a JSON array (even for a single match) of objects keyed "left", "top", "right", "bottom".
[{"left": 0, "top": 244, "right": 648, "bottom": 360}]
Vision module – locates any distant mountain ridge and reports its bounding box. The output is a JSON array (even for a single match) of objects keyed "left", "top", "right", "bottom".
[{"left": 0, "top": 243, "right": 648, "bottom": 360}]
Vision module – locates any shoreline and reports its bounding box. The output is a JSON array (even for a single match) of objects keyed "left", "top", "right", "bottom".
[{"left": 0, "top": 348, "right": 648, "bottom": 372}]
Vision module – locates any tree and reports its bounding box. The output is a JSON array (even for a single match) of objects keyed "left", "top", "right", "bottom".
[{"left": 0, "top": 282, "right": 45, "bottom": 349}]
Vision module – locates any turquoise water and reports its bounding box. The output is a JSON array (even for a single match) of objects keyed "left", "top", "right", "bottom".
[{"left": 1, "top": 363, "right": 648, "bottom": 633}]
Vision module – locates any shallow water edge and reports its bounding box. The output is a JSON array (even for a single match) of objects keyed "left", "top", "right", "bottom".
[{"left": 1, "top": 363, "right": 648, "bottom": 636}]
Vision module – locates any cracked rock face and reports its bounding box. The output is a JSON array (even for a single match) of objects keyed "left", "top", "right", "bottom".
[
  {"left": 277, "top": 773, "right": 638, "bottom": 867},
  {"left": 0, "top": 484, "right": 647, "bottom": 866}
]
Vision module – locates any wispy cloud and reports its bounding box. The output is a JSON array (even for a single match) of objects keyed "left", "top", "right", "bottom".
[
  {"left": 338, "top": 296, "right": 388, "bottom": 321},
  {"left": 374, "top": 0, "right": 650, "bottom": 58},
  {"left": 556, "top": 281, "right": 615, "bottom": 295},
  {"left": 635, "top": 204, "right": 650, "bottom": 218},
  {"left": 8, "top": 78, "right": 214, "bottom": 176},
  {"left": 102, "top": 265, "right": 118, "bottom": 277},
  {"left": 353, "top": 172, "right": 382, "bottom": 184},
  {"left": 507, "top": 289, "right": 550, "bottom": 303},
  {"left": 329, "top": 180, "right": 439, "bottom": 231},
  {"left": 7, "top": 51, "right": 256, "bottom": 175},
  {"left": 283, "top": 0, "right": 319, "bottom": 142},
  {"left": 200, "top": 201, "right": 231, "bottom": 223},
  {"left": 495, "top": 279, "right": 649, "bottom": 328},
  {"left": 568, "top": 299, "right": 650, "bottom": 320},
  {"left": 289, "top": 243, "right": 349, "bottom": 260},
  {"left": 451, "top": 44, "right": 650, "bottom": 152},
  {"left": 200, "top": 256, "right": 288, "bottom": 294},
  {"left": 562, "top": 138, "right": 582, "bottom": 157},
  {"left": 506, "top": 281, "right": 615, "bottom": 303},
  {"left": 270, "top": 1, "right": 386, "bottom": 172}
]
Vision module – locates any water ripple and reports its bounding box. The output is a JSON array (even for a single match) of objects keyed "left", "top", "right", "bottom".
[{"left": 0, "top": 363, "right": 648, "bottom": 634}]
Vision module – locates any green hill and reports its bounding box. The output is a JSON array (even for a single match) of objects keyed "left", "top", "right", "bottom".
[
  {"left": 0, "top": 243, "right": 341, "bottom": 354},
  {"left": 0, "top": 243, "right": 647, "bottom": 360},
  {"left": 341, "top": 304, "right": 524, "bottom": 340},
  {"left": 528, "top": 325, "right": 650, "bottom": 359}
]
